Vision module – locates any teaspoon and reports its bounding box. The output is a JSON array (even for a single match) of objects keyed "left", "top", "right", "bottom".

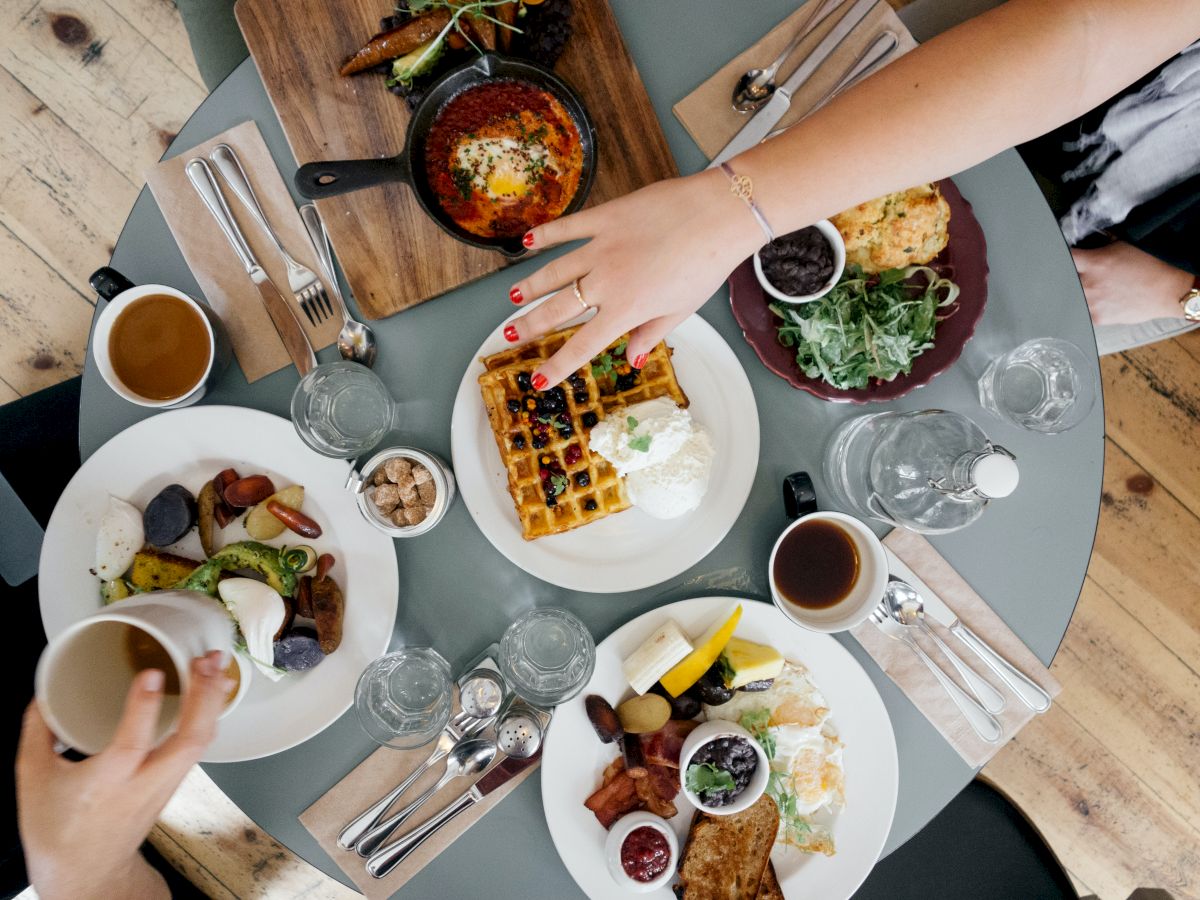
[
  {"left": 732, "top": 0, "right": 845, "bottom": 112},
  {"left": 298, "top": 203, "right": 378, "bottom": 368}
]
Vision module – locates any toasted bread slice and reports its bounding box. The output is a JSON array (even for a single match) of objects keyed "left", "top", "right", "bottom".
[
  {"left": 674, "top": 794, "right": 779, "bottom": 900},
  {"left": 756, "top": 862, "right": 784, "bottom": 900}
]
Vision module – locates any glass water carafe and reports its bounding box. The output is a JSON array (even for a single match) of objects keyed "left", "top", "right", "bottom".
[{"left": 822, "top": 409, "right": 1018, "bottom": 534}]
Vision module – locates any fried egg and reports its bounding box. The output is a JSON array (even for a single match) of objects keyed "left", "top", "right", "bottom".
[
  {"left": 454, "top": 137, "right": 549, "bottom": 202},
  {"left": 95, "top": 495, "right": 143, "bottom": 581},
  {"left": 704, "top": 661, "right": 845, "bottom": 850}
]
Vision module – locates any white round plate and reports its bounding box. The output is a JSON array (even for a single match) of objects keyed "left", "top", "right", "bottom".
[
  {"left": 541, "top": 596, "right": 899, "bottom": 900},
  {"left": 450, "top": 301, "right": 760, "bottom": 593},
  {"left": 38, "top": 406, "right": 399, "bottom": 762}
]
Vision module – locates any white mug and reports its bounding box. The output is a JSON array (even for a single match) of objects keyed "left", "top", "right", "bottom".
[
  {"left": 35, "top": 590, "right": 243, "bottom": 755},
  {"left": 768, "top": 511, "right": 888, "bottom": 633},
  {"left": 92, "top": 281, "right": 230, "bottom": 409}
]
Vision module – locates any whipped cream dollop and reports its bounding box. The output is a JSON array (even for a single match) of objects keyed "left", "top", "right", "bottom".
[{"left": 588, "top": 398, "right": 714, "bottom": 519}]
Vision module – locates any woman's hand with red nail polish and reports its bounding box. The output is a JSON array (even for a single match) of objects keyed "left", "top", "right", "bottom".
[
  {"left": 503, "top": 324, "right": 519, "bottom": 343},
  {"left": 509, "top": 286, "right": 524, "bottom": 305},
  {"left": 507, "top": 172, "right": 763, "bottom": 389}
]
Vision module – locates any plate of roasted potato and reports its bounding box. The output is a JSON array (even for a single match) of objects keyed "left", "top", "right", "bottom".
[{"left": 38, "top": 406, "right": 399, "bottom": 762}]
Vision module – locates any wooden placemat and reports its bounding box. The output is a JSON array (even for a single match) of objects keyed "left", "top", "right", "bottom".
[
  {"left": 235, "top": 0, "right": 678, "bottom": 321},
  {"left": 673, "top": 0, "right": 917, "bottom": 161},
  {"left": 146, "top": 121, "right": 340, "bottom": 383},
  {"left": 300, "top": 717, "right": 539, "bottom": 898}
]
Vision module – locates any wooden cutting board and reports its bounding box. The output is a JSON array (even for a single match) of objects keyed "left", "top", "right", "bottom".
[{"left": 235, "top": 0, "right": 677, "bottom": 320}]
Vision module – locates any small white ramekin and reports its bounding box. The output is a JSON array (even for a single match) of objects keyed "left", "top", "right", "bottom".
[
  {"left": 678, "top": 720, "right": 770, "bottom": 817},
  {"left": 603, "top": 810, "right": 678, "bottom": 893},
  {"left": 753, "top": 219, "right": 846, "bottom": 304}
]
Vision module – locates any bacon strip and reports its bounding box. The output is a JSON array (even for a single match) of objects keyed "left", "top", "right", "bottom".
[{"left": 640, "top": 718, "right": 699, "bottom": 768}]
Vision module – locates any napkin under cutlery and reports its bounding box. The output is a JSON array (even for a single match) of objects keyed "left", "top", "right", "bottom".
[
  {"left": 851, "top": 529, "right": 1061, "bottom": 768},
  {"left": 146, "top": 121, "right": 341, "bottom": 382},
  {"left": 673, "top": 0, "right": 917, "bottom": 161},
  {"left": 299, "top": 695, "right": 540, "bottom": 898}
]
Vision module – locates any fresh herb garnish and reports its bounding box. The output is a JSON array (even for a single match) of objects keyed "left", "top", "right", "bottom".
[
  {"left": 549, "top": 473, "right": 569, "bottom": 496},
  {"left": 628, "top": 434, "right": 652, "bottom": 453},
  {"left": 768, "top": 771, "right": 813, "bottom": 843},
  {"left": 685, "top": 762, "right": 736, "bottom": 797},
  {"left": 591, "top": 341, "right": 630, "bottom": 380},
  {"left": 770, "top": 264, "right": 960, "bottom": 390},
  {"left": 626, "top": 416, "right": 638, "bottom": 429},
  {"left": 739, "top": 708, "right": 775, "bottom": 760}
]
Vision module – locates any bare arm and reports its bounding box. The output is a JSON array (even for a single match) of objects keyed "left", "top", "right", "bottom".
[{"left": 507, "top": 0, "right": 1200, "bottom": 386}]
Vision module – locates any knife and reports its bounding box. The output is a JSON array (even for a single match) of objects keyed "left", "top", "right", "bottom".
[
  {"left": 920, "top": 588, "right": 1053, "bottom": 712},
  {"left": 710, "top": 0, "right": 880, "bottom": 167},
  {"left": 366, "top": 751, "right": 541, "bottom": 879},
  {"left": 185, "top": 158, "right": 317, "bottom": 376}
]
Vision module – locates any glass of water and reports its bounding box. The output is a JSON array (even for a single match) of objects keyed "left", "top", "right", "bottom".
[
  {"left": 354, "top": 648, "right": 453, "bottom": 749},
  {"left": 977, "top": 337, "right": 1096, "bottom": 434},
  {"left": 291, "top": 360, "right": 396, "bottom": 458},
  {"left": 498, "top": 608, "right": 595, "bottom": 707}
]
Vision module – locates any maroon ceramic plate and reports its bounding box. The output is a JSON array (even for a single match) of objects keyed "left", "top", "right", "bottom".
[{"left": 729, "top": 179, "right": 989, "bottom": 404}]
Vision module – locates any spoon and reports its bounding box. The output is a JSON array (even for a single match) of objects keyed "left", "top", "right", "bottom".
[
  {"left": 732, "top": 0, "right": 844, "bottom": 112},
  {"left": 884, "top": 580, "right": 1007, "bottom": 714},
  {"left": 298, "top": 203, "right": 378, "bottom": 368},
  {"left": 355, "top": 738, "right": 497, "bottom": 857}
]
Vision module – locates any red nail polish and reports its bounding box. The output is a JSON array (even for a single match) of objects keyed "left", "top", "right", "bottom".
[
  {"left": 522, "top": 232, "right": 535, "bottom": 249},
  {"left": 503, "top": 324, "right": 519, "bottom": 343},
  {"left": 632, "top": 353, "right": 648, "bottom": 370},
  {"left": 531, "top": 373, "right": 549, "bottom": 391},
  {"left": 509, "top": 286, "right": 524, "bottom": 305}
]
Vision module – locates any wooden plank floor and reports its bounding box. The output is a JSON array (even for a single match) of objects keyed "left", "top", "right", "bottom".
[{"left": 5, "top": 2, "right": 1199, "bottom": 899}]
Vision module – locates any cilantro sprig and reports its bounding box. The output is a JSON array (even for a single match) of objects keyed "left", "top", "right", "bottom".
[
  {"left": 685, "top": 762, "right": 735, "bottom": 797},
  {"left": 771, "top": 264, "right": 960, "bottom": 390}
]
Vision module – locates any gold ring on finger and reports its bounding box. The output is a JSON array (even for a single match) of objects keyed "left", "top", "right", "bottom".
[{"left": 572, "top": 278, "right": 591, "bottom": 312}]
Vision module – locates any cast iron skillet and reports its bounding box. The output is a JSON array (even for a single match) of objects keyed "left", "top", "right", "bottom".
[{"left": 294, "top": 53, "right": 597, "bottom": 258}]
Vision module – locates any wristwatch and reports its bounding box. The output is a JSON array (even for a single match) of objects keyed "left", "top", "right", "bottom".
[{"left": 1182, "top": 275, "right": 1200, "bottom": 322}]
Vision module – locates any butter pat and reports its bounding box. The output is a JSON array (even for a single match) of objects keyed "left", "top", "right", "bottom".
[
  {"left": 720, "top": 637, "right": 784, "bottom": 689},
  {"left": 623, "top": 619, "right": 693, "bottom": 694}
]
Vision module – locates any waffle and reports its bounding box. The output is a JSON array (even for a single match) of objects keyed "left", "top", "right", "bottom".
[{"left": 479, "top": 329, "right": 689, "bottom": 540}]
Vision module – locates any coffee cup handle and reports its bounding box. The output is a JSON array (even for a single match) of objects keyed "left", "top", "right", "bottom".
[
  {"left": 89, "top": 267, "right": 136, "bottom": 303},
  {"left": 782, "top": 471, "right": 818, "bottom": 520}
]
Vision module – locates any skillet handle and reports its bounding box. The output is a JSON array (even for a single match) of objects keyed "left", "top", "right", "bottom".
[{"left": 294, "top": 156, "right": 409, "bottom": 199}]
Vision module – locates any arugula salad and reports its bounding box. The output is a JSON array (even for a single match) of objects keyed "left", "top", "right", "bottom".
[{"left": 771, "top": 264, "right": 960, "bottom": 391}]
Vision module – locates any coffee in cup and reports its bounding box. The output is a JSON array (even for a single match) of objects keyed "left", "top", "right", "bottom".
[
  {"left": 89, "top": 268, "right": 230, "bottom": 409},
  {"left": 768, "top": 512, "right": 887, "bottom": 633},
  {"left": 35, "top": 590, "right": 242, "bottom": 755}
]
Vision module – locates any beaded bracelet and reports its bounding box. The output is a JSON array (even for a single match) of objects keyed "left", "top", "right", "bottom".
[{"left": 719, "top": 162, "right": 776, "bottom": 243}]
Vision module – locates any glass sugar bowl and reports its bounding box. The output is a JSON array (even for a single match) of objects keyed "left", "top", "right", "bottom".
[{"left": 346, "top": 447, "right": 456, "bottom": 538}]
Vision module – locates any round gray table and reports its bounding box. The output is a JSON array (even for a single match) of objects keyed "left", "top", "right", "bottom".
[{"left": 79, "top": 1, "right": 1102, "bottom": 895}]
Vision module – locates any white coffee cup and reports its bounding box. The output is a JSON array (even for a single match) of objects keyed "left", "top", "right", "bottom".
[
  {"left": 768, "top": 511, "right": 888, "bottom": 633},
  {"left": 92, "top": 283, "right": 230, "bottom": 409},
  {"left": 35, "top": 590, "right": 242, "bottom": 755}
]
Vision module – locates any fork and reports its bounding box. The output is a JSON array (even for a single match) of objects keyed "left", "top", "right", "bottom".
[
  {"left": 209, "top": 143, "right": 333, "bottom": 326},
  {"left": 870, "top": 604, "right": 1002, "bottom": 743}
]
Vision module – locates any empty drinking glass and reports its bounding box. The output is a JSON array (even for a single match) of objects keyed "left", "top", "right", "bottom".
[
  {"left": 498, "top": 608, "right": 595, "bottom": 707},
  {"left": 354, "top": 648, "right": 453, "bottom": 749},
  {"left": 977, "top": 337, "right": 1096, "bottom": 434},
  {"left": 291, "top": 360, "right": 397, "bottom": 458}
]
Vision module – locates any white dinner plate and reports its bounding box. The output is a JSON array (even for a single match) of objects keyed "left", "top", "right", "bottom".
[
  {"left": 38, "top": 406, "right": 399, "bottom": 762},
  {"left": 541, "top": 596, "right": 899, "bottom": 900},
  {"left": 450, "top": 300, "right": 760, "bottom": 593}
]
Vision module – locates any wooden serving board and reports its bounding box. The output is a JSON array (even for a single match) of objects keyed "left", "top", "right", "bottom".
[{"left": 235, "top": 0, "right": 677, "bottom": 320}]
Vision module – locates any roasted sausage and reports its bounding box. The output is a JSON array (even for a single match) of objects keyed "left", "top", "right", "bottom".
[
  {"left": 223, "top": 475, "right": 276, "bottom": 508},
  {"left": 315, "top": 553, "right": 335, "bottom": 582},
  {"left": 296, "top": 575, "right": 314, "bottom": 619},
  {"left": 310, "top": 576, "right": 344, "bottom": 654},
  {"left": 266, "top": 500, "right": 323, "bottom": 538},
  {"left": 339, "top": 10, "right": 453, "bottom": 76}
]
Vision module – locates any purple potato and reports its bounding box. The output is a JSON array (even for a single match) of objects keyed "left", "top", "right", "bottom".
[{"left": 273, "top": 627, "right": 325, "bottom": 672}]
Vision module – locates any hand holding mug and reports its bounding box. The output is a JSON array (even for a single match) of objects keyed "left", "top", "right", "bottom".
[{"left": 17, "top": 652, "right": 233, "bottom": 900}]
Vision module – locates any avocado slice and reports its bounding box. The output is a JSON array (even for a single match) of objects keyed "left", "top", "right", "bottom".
[{"left": 175, "top": 541, "right": 297, "bottom": 598}]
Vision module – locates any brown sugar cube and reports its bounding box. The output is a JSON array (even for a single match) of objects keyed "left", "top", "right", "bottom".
[
  {"left": 402, "top": 506, "right": 428, "bottom": 526},
  {"left": 397, "top": 482, "right": 419, "bottom": 507},
  {"left": 372, "top": 466, "right": 389, "bottom": 486},
  {"left": 384, "top": 456, "right": 412, "bottom": 483},
  {"left": 372, "top": 483, "right": 401, "bottom": 514},
  {"left": 390, "top": 508, "right": 411, "bottom": 528},
  {"left": 411, "top": 463, "right": 433, "bottom": 485},
  {"left": 417, "top": 480, "right": 436, "bottom": 505}
]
